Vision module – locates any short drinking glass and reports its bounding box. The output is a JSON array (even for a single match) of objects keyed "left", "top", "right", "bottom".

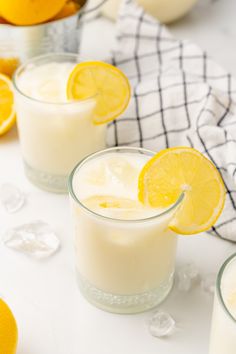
[
  {"left": 68, "top": 147, "right": 183, "bottom": 314},
  {"left": 13, "top": 53, "right": 106, "bottom": 193},
  {"left": 209, "top": 253, "right": 236, "bottom": 354}
]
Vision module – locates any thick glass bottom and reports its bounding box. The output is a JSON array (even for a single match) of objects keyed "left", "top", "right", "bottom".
[
  {"left": 76, "top": 271, "right": 174, "bottom": 314},
  {"left": 24, "top": 161, "right": 68, "bottom": 193}
]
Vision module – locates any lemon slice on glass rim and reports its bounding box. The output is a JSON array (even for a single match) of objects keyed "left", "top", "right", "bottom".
[
  {"left": 67, "top": 61, "right": 131, "bottom": 125},
  {"left": 138, "top": 147, "right": 226, "bottom": 235}
]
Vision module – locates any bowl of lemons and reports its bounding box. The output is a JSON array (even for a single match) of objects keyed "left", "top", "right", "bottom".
[{"left": 0, "top": 0, "right": 86, "bottom": 75}]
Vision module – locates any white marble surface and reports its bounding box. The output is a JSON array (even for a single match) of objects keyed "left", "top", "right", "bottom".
[{"left": 1, "top": 1, "right": 236, "bottom": 353}]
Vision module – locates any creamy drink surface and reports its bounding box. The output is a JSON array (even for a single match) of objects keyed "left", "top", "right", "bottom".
[
  {"left": 17, "top": 62, "right": 74, "bottom": 102},
  {"left": 71, "top": 150, "right": 178, "bottom": 297},
  {"left": 209, "top": 256, "right": 236, "bottom": 354},
  {"left": 14, "top": 60, "right": 106, "bottom": 186},
  {"left": 73, "top": 152, "right": 163, "bottom": 219}
]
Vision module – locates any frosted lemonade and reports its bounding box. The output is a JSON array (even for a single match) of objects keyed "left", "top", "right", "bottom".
[
  {"left": 209, "top": 254, "right": 236, "bottom": 354},
  {"left": 69, "top": 147, "right": 225, "bottom": 313},
  {"left": 13, "top": 54, "right": 130, "bottom": 192}
]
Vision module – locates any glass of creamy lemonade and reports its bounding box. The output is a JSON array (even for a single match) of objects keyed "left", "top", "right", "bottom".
[
  {"left": 69, "top": 145, "right": 225, "bottom": 313},
  {"left": 13, "top": 53, "right": 118, "bottom": 193},
  {"left": 209, "top": 253, "right": 236, "bottom": 354},
  {"left": 13, "top": 53, "right": 104, "bottom": 193},
  {"left": 68, "top": 147, "right": 183, "bottom": 314}
]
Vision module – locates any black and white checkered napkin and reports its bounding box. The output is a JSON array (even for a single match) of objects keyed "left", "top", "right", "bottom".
[{"left": 107, "top": 0, "right": 236, "bottom": 241}]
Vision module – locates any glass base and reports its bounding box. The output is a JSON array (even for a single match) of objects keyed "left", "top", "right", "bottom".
[
  {"left": 76, "top": 271, "right": 174, "bottom": 314},
  {"left": 24, "top": 161, "right": 68, "bottom": 193}
]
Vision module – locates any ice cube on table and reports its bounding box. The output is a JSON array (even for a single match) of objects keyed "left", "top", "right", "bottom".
[
  {"left": 148, "top": 310, "right": 176, "bottom": 338},
  {"left": 0, "top": 183, "right": 25, "bottom": 213},
  {"left": 176, "top": 263, "right": 199, "bottom": 292},
  {"left": 3, "top": 220, "right": 60, "bottom": 259}
]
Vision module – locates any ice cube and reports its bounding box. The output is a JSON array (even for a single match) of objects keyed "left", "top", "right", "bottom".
[
  {"left": 176, "top": 263, "right": 199, "bottom": 292},
  {"left": 0, "top": 183, "right": 25, "bottom": 213},
  {"left": 148, "top": 310, "right": 176, "bottom": 338},
  {"left": 3, "top": 221, "right": 60, "bottom": 259},
  {"left": 201, "top": 273, "right": 216, "bottom": 295},
  {"left": 106, "top": 157, "right": 138, "bottom": 187}
]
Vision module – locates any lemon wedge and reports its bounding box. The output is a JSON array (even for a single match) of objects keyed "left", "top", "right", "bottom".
[
  {"left": 67, "top": 61, "right": 131, "bottom": 125},
  {"left": 0, "top": 57, "right": 20, "bottom": 78},
  {"left": 138, "top": 147, "right": 226, "bottom": 235},
  {"left": 0, "top": 73, "right": 16, "bottom": 136},
  {"left": 0, "top": 299, "right": 18, "bottom": 354}
]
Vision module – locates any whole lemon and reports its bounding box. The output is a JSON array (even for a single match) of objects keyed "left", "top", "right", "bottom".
[
  {"left": 0, "top": 299, "right": 18, "bottom": 354},
  {"left": 0, "top": 0, "right": 67, "bottom": 25}
]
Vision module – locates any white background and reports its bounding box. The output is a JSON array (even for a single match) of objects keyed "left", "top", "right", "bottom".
[{"left": 1, "top": 0, "right": 236, "bottom": 353}]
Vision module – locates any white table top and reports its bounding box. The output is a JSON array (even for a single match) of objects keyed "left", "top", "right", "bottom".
[{"left": 1, "top": 1, "right": 236, "bottom": 353}]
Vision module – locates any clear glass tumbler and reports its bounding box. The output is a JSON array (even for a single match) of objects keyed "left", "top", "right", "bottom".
[
  {"left": 13, "top": 53, "right": 106, "bottom": 193},
  {"left": 209, "top": 253, "right": 236, "bottom": 354},
  {"left": 68, "top": 147, "right": 183, "bottom": 314}
]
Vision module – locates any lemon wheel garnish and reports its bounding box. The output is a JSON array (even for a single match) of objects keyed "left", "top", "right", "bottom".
[
  {"left": 67, "top": 61, "right": 131, "bottom": 125},
  {"left": 0, "top": 74, "right": 16, "bottom": 136},
  {"left": 0, "top": 299, "right": 18, "bottom": 354},
  {"left": 138, "top": 147, "right": 226, "bottom": 235}
]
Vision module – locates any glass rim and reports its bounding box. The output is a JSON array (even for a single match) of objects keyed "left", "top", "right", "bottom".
[
  {"left": 216, "top": 252, "right": 236, "bottom": 324},
  {"left": 68, "top": 146, "right": 185, "bottom": 224},
  {"left": 12, "top": 52, "right": 97, "bottom": 105}
]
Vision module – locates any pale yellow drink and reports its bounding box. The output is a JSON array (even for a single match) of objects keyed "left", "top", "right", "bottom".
[
  {"left": 209, "top": 254, "right": 236, "bottom": 354},
  {"left": 69, "top": 147, "right": 182, "bottom": 313},
  {"left": 101, "top": 0, "right": 197, "bottom": 23},
  {"left": 13, "top": 54, "right": 106, "bottom": 193}
]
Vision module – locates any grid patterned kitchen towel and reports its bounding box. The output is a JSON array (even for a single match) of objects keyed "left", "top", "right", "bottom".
[{"left": 107, "top": 0, "right": 236, "bottom": 242}]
